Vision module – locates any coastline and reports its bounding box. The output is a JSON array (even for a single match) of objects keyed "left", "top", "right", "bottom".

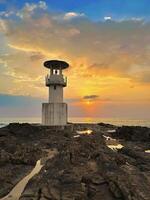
[
  {"left": 0, "top": 123, "right": 150, "bottom": 200},
  {"left": 0, "top": 117, "right": 150, "bottom": 128}
]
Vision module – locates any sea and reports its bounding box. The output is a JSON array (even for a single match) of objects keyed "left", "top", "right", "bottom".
[{"left": 0, "top": 117, "right": 150, "bottom": 128}]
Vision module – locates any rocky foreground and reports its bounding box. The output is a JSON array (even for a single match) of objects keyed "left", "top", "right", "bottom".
[{"left": 0, "top": 123, "right": 150, "bottom": 200}]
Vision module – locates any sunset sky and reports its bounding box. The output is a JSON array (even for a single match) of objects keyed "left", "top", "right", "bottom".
[{"left": 0, "top": 0, "right": 150, "bottom": 119}]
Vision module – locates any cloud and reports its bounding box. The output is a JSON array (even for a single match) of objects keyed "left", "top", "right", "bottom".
[
  {"left": 0, "top": 1, "right": 149, "bottom": 119},
  {"left": 24, "top": 1, "right": 47, "bottom": 12},
  {"left": 0, "top": 1, "right": 47, "bottom": 20},
  {"left": 130, "top": 17, "right": 144, "bottom": 22},
  {"left": 0, "top": 0, "right": 149, "bottom": 102},
  {"left": 104, "top": 16, "right": 112, "bottom": 21},
  {"left": 83, "top": 95, "right": 99, "bottom": 100},
  {"left": 63, "top": 12, "right": 85, "bottom": 20},
  {"left": 0, "top": 11, "right": 14, "bottom": 17},
  {"left": 16, "top": 1, "right": 47, "bottom": 19},
  {"left": 30, "top": 52, "right": 44, "bottom": 61},
  {"left": 133, "top": 70, "right": 150, "bottom": 83}
]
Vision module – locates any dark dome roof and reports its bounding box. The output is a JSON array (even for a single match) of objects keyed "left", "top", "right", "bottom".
[{"left": 44, "top": 60, "right": 69, "bottom": 69}]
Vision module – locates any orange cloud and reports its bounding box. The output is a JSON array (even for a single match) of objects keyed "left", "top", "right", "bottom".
[{"left": 0, "top": 2, "right": 149, "bottom": 118}]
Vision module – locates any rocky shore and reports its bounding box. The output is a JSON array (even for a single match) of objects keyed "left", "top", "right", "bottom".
[{"left": 0, "top": 123, "right": 150, "bottom": 200}]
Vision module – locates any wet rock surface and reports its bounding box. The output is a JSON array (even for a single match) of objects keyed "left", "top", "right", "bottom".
[
  {"left": 113, "top": 126, "right": 150, "bottom": 142},
  {"left": 0, "top": 123, "right": 44, "bottom": 198},
  {"left": 0, "top": 123, "right": 150, "bottom": 200}
]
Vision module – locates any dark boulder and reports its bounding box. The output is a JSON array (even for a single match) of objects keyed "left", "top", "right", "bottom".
[{"left": 113, "top": 126, "right": 150, "bottom": 142}]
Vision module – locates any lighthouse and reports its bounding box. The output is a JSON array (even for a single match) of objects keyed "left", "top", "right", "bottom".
[{"left": 42, "top": 60, "right": 69, "bottom": 126}]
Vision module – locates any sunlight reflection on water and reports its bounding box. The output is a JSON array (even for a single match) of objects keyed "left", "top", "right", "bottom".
[
  {"left": 0, "top": 117, "right": 150, "bottom": 127},
  {"left": 145, "top": 150, "right": 150, "bottom": 153},
  {"left": 103, "top": 132, "right": 124, "bottom": 151},
  {"left": 76, "top": 129, "right": 93, "bottom": 135},
  {"left": 107, "top": 144, "right": 124, "bottom": 151}
]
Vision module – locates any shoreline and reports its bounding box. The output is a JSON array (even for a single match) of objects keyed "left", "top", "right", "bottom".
[
  {"left": 0, "top": 123, "right": 150, "bottom": 199},
  {"left": 0, "top": 117, "right": 150, "bottom": 128}
]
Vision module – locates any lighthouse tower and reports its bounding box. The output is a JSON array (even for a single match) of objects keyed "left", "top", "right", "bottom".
[{"left": 42, "top": 60, "right": 69, "bottom": 126}]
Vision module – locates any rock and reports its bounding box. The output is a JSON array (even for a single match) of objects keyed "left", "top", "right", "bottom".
[
  {"left": 0, "top": 123, "right": 150, "bottom": 200},
  {"left": 98, "top": 122, "right": 116, "bottom": 129},
  {"left": 0, "top": 123, "right": 43, "bottom": 197},
  {"left": 109, "top": 181, "right": 123, "bottom": 199},
  {"left": 114, "top": 126, "right": 150, "bottom": 142}
]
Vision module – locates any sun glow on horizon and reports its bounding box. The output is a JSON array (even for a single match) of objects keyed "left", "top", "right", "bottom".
[{"left": 86, "top": 100, "right": 92, "bottom": 105}]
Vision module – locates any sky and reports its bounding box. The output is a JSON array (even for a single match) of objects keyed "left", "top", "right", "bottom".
[{"left": 0, "top": 0, "right": 150, "bottom": 119}]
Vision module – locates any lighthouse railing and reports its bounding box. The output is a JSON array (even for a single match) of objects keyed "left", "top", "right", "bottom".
[
  {"left": 45, "top": 74, "right": 67, "bottom": 86},
  {"left": 64, "top": 76, "right": 67, "bottom": 85}
]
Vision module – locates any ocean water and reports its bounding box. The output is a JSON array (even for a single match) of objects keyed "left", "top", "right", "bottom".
[{"left": 0, "top": 117, "right": 150, "bottom": 128}]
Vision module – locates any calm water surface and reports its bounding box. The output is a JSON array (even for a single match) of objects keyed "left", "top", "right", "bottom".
[{"left": 0, "top": 117, "right": 150, "bottom": 127}]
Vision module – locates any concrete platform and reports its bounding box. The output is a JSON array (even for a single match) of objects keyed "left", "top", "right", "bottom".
[{"left": 42, "top": 103, "right": 67, "bottom": 126}]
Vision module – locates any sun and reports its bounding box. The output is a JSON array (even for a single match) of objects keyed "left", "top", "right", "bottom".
[
  {"left": 87, "top": 101, "right": 90, "bottom": 105},
  {"left": 86, "top": 100, "right": 93, "bottom": 105}
]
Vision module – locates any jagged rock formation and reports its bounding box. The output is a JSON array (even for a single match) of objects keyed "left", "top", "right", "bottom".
[
  {"left": 113, "top": 126, "right": 150, "bottom": 142},
  {"left": 0, "top": 123, "right": 150, "bottom": 200}
]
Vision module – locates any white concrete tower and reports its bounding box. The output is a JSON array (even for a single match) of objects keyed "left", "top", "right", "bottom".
[{"left": 42, "top": 60, "right": 69, "bottom": 126}]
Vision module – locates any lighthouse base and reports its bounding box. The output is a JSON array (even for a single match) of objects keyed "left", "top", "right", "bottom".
[{"left": 42, "top": 103, "right": 67, "bottom": 126}]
